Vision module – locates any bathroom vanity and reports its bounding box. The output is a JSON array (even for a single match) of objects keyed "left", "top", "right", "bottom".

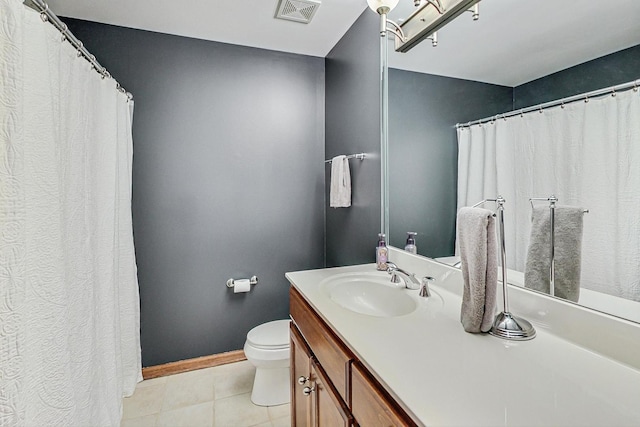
[
  {"left": 290, "top": 285, "right": 415, "bottom": 426},
  {"left": 286, "top": 249, "right": 640, "bottom": 426}
]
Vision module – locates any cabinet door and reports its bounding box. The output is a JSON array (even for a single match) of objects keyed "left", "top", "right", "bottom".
[
  {"left": 351, "top": 362, "right": 417, "bottom": 427},
  {"left": 291, "top": 323, "right": 312, "bottom": 427},
  {"left": 290, "top": 287, "right": 353, "bottom": 403},
  {"left": 311, "top": 359, "right": 352, "bottom": 427}
]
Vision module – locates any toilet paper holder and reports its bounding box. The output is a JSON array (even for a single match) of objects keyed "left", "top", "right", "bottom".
[{"left": 226, "top": 276, "right": 258, "bottom": 288}]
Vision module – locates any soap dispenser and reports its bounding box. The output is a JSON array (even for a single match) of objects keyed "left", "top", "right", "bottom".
[
  {"left": 404, "top": 232, "right": 418, "bottom": 254},
  {"left": 376, "top": 233, "right": 388, "bottom": 271}
]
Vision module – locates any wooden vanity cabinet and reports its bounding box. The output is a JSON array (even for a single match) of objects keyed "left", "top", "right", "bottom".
[
  {"left": 290, "top": 286, "right": 417, "bottom": 427},
  {"left": 290, "top": 319, "right": 352, "bottom": 426}
]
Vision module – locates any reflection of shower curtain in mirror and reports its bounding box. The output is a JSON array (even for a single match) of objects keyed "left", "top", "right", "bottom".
[
  {"left": 457, "top": 89, "right": 640, "bottom": 302},
  {"left": 0, "top": 0, "right": 141, "bottom": 425}
]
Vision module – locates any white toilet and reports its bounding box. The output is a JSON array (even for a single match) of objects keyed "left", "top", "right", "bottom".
[{"left": 244, "top": 319, "right": 291, "bottom": 406}]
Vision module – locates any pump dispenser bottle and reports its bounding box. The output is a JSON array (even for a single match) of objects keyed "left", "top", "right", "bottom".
[
  {"left": 376, "top": 233, "right": 388, "bottom": 271},
  {"left": 404, "top": 232, "right": 418, "bottom": 254}
]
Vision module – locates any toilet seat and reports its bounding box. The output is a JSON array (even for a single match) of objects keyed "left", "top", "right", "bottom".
[{"left": 246, "top": 319, "right": 290, "bottom": 350}]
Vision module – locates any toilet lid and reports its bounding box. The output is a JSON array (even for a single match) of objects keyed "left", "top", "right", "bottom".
[{"left": 247, "top": 319, "right": 290, "bottom": 349}]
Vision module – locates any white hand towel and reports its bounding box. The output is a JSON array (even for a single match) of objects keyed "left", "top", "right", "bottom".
[
  {"left": 330, "top": 155, "right": 351, "bottom": 208},
  {"left": 524, "top": 206, "right": 584, "bottom": 302},
  {"left": 457, "top": 207, "right": 498, "bottom": 333}
]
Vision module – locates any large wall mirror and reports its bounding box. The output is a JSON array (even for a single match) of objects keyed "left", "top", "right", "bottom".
[{"left": 384, "top": 0, "right": 640, "bottom": 323}]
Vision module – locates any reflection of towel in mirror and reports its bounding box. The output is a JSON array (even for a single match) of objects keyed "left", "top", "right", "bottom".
[
  {"left": 329, "top": 155, "right": 351, "bottom": 208},
  {"left": 457, "top": 207, "right": 498, "bottom": 333},
  {"left": 524, "top": 206, "right": 584, "bottom": 302}
]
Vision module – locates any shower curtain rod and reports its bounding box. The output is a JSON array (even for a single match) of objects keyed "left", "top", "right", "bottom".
[
  {"left": 456, "top": 78, "right": 640, "bottom": 129},
  {"left": 24, "top": 0, "right": 133, "bottom": 100}
]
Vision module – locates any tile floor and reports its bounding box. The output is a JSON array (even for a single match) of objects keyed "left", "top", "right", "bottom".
[{"left": 121, "top": 360, "right": 291, "bottom": 427}]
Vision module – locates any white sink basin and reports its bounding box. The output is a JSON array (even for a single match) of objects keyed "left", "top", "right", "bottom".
[{"left": 319, "top": 272, "right": 426, "bottom": 317}]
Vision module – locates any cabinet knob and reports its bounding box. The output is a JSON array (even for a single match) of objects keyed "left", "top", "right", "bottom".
[
  {"left": 302, "top": 386, "right": 315, "bottom": 396},
  {"left": 297, "top": 376, "right": 309, "bottom": 385}
]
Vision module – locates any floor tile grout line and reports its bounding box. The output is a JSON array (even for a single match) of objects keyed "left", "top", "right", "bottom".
[{"left": 121, "top": 360, "right": 290, "bottom": 427}]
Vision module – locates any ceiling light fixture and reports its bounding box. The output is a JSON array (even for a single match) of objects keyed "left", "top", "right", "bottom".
[{"left": 368, "top": 0, "right": 481, "bottom": 52}]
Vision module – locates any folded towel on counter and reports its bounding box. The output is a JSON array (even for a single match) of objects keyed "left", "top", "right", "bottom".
[
  {"left": 329, "top": 155, "right": 351, "bottom": 208},
  {"left": 457, "top": 207, "right": 498, "bottom": 333},
  {"left": 524, "top": 206, "right": 584, "bottom": 302}
]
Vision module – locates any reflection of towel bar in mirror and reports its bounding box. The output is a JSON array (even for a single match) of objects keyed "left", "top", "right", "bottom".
[
  {"left": 529, "top": 196, "right": 588, "bottom": 298},
  {"left": 530, "top": 197, "right": 589, "bottom": 213},
  {"left": 324, "top": 153, "right": 366, "bottom": 164}
]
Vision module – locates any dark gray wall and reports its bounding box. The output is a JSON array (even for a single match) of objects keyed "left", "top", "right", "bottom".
[
  {"left": 64, "top": 19, "right": 325, "bottom": 366},
  {"left": 388, "top": 70, "right": 512, "bottom": 256},
  {"left": 325, "top": 11, "right": 382, "bottom": 267},
  {"left": 514, "top": 44, "right": 640, "bottom": 109}
]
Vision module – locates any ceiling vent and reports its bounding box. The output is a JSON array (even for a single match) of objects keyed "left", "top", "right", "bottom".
[{"left": 275, "top": 0, "right": 321, "bottom": 24}]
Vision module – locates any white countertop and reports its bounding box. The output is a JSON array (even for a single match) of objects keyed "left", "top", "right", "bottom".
[
  {"left": 438, "top": 255, "right": 640, "bottom": 325},
  {"left": 286, "top": 261, "right": 640, "bottom": 427}
]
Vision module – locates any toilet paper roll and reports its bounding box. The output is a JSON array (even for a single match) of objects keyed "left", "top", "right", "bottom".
[{"left": 233, "top": 279, "right": 251, "bottom": 294}]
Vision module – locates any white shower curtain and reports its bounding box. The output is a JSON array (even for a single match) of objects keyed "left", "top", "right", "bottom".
[
  {"left": 0, "top": 0, "right": 141, "bottom": 426},
  {"left": 457, "top": 88, "right": 640, "bottom": 302}
]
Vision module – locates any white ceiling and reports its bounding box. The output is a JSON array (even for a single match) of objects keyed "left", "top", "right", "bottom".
[
  {"left": 48, "top": 0, "right": 640, "bottom": 87},
  {"left": 47, "top": 0, "right": 368, "bottom": 58}
]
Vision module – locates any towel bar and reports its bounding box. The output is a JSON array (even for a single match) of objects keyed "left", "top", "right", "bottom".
[
  {"left": 324, "top": 153, "right": 366, "bottom": 164},
  {"left": 471, "top": 197, "right": 536, "bottom": 341}
]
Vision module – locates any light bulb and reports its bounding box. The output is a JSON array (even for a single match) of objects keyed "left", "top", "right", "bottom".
[{"left": 366, "top": 0, "right": 400, "bottom": 14}]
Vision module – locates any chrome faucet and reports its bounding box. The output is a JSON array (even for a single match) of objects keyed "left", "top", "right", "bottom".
[
  {"left": 420, "top": 276, "right": 435, "bottom": 298},
  {"left": 386, "top": 262, "right": 420, "bottom": 290}
]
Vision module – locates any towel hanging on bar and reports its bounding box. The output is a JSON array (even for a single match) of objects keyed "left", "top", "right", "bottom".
[
  {"left": 329, "top": 155, "right": 351, "bottom": 208},
  {"left": 524, "top": 206, "right": 585, "bottom": 302},
  {"left": 457, "top": 207, "right": 499, "bottom": 333}
]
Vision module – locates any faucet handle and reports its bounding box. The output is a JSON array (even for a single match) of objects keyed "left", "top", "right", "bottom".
[
  {"left": 386, "top": 262, "right": 400, "bottom": 283},
  {"left": 419, "top": 276, "right": 435, "bottom": 297}
]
